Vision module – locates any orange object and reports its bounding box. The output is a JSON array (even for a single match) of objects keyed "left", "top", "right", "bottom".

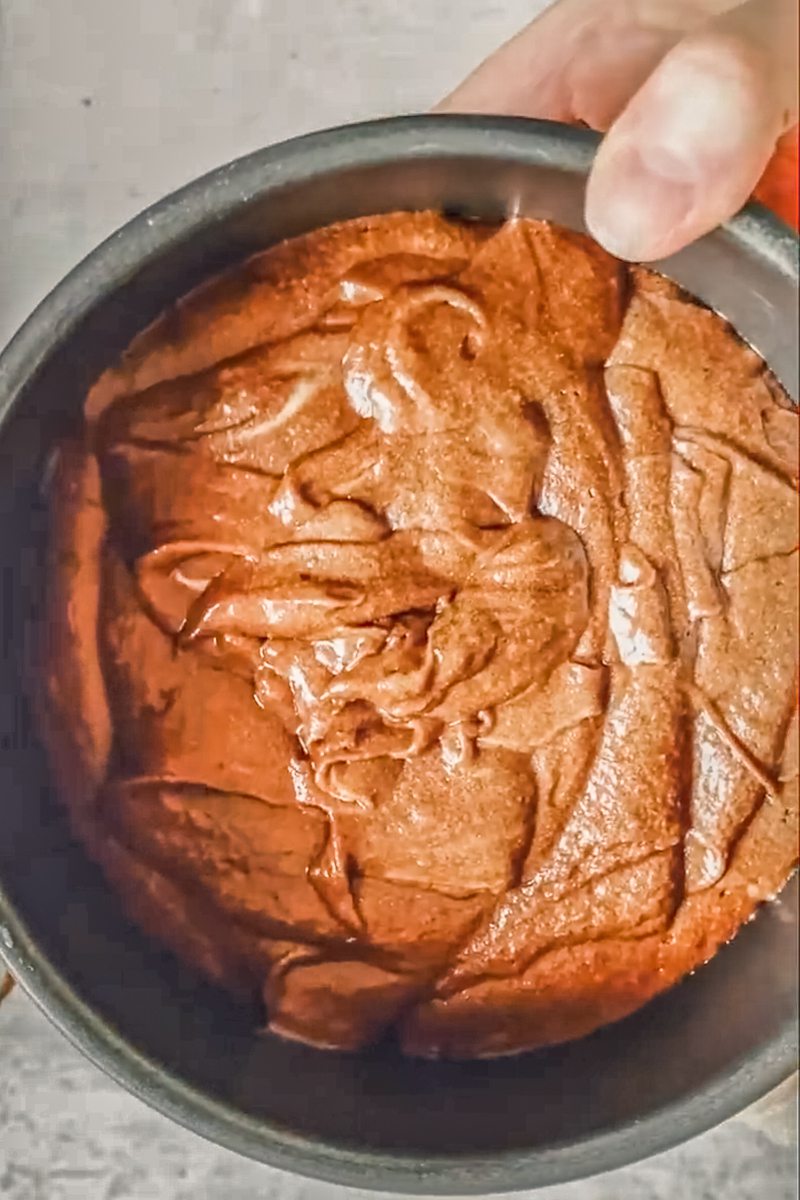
[{"left": 754, "top": 125, "right": 799, "bottom": 229}]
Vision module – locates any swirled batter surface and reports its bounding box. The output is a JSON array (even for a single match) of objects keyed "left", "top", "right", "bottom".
[{"left": 38, "top": 213, "right": 798, "bottom": 1057}]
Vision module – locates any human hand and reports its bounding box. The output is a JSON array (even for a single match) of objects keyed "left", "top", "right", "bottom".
[{"left": 439, "top": 0, "right": 798, "bottom": 260}]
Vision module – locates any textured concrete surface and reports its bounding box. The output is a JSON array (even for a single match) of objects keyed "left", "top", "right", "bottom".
[{"left": 0, "top": 1, "right": 797, "bottom": 1196}]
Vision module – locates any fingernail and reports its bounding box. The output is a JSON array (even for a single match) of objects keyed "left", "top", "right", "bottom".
[
  {"left": 586, "top": 139, "right": 698, "bottom": 260},
  {"left": 585, "top": 37, "right": 767, "bottom": 260}
]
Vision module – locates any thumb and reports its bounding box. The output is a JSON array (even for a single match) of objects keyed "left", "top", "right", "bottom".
[{"left": 585, "top": 0, "right": 799, "bottom": 260}]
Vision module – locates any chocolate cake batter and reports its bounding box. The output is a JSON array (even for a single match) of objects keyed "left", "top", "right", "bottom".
[{"left": 37, "top": 213, "right": 799, "bottom": 1057}]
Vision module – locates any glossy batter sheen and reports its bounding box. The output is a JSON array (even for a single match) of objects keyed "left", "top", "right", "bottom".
[{"left": 38, "top": 213, "right": 799, "bottom": 1057}]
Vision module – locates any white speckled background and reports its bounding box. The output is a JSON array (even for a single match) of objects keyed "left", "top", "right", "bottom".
[{"left": 0, "top": 1, "right": 797, "bottom": 1196}]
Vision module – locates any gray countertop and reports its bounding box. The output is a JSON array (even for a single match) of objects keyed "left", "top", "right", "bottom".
[{"left": 0, "top": 1, "right": 796, "bottom": 1196}]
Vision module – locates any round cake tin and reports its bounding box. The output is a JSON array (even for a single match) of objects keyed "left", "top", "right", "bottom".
[{"left": 0, "top": 115, "right": 796, "bottom": 1193}]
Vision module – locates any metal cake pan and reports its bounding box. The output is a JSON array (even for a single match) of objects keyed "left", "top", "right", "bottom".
[{"left": 0, "top": 115, "right": 797, "bottom": 1193}]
